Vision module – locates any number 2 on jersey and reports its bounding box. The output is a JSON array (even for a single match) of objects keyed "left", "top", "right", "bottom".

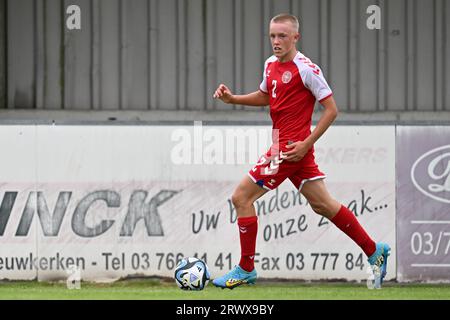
[{"left": 272, "top": 80, "right": 277, "bottom": 98}]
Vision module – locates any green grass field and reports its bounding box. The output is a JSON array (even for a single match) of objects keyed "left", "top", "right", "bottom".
[{"left": 1, "top": 279, "right": 450, "bottom": 300}]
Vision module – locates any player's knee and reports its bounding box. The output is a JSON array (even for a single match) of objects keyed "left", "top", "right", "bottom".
[
  {"left": 310, "top": 203, "right": 327, "bottom": 216},
  {"left": 231, "top": 192, "right": 252, "bottom": 210},
  {"left": 309, "top": 201, "right": 333, "bottom": 217},
  {"left": 311, "top": 201, "right": 340, "bottom": 219}
]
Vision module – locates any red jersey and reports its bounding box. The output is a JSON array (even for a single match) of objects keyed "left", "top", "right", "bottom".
[{"left": 259, "top": 51, "right": 333, "bottom": 152}]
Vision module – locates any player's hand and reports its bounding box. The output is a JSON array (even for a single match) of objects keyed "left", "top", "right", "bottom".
[
  {"left": 213, "top": 84, "right": 234, "bottom": 104},
  {"left": 282, "top": 141, "right": 312, "bottom": 162}
]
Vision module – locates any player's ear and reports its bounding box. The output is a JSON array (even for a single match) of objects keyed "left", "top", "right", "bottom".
[{"left": 294, "top": 32, "right": 300, "bottom": 42}]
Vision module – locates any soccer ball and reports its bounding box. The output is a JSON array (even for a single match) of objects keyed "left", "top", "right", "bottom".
[{"left": 174, "top": 257, "right": 210, "bottom": 290}]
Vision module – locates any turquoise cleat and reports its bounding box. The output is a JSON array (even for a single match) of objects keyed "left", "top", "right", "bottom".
[
  {"left": 212, "top": 265, "right": 257, "bottom": 289},
  {"left": 367, "top": 242, "right": 391, "bottom": 289}
]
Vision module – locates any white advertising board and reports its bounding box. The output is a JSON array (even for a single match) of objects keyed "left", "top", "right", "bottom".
[{"left": 0, "top": 124, "right": 395, "bottom": 282}]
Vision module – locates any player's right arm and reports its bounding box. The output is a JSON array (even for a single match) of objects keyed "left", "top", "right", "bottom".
[{"left": 213, "top": 84, "right": 269, "bottom": 107}]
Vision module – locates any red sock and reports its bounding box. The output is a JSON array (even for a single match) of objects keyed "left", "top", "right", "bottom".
[
  {"left": 331, "top": 205, "right": 376, "bottom": 257},
  {"left": 238, "top": 216, "right": 258, "bottom": 272}
]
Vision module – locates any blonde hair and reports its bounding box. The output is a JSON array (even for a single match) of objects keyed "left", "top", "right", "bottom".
[{"left": 270, "top": 13, "right": 299, "bottom": 33}]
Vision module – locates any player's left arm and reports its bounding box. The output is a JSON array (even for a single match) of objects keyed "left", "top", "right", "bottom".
[
  {"left": 283, "top": 95, "right": 337, "bottom": 162},
  {"left": 304, "top": 95, "right": 338, "bottom": 146}
]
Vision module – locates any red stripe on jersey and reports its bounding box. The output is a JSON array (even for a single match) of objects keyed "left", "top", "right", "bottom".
[{"left": 259, "top": 88, "right": 269, "bottom": 95}]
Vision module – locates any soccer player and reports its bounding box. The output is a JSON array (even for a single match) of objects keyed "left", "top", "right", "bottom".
[{"left": 212, "top": 13, "right": 390, "bottom": 289}]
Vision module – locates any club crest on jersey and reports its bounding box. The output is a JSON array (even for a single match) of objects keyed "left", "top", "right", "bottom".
[{"left": 282, "top": 71, "right": 292, "bottom": 83}]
